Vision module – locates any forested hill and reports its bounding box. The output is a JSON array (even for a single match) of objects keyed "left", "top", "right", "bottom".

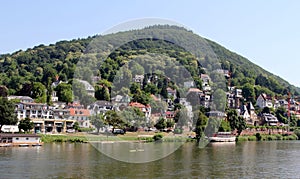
[{"left": 0, "top": 25, "right": 298, "bottom": 101}]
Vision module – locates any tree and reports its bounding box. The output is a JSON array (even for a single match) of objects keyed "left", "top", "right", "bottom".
[
  {"left": 18, "top": 117, "right": 34, "bottom": 132},
  {"left": 31, "top": 82, "right": 47, "bottom": 103},
  {"left": 55, "top": 83, "right": 73, "bottom": 103},
  {"left": 275, "top": 107, "right": 288, "bottom": 124},
  {"left": 90, "top": 113, "right": 105, "bottom": 134},
  {"left": 242, "top": 83, "right": 256, "bottom": 103},
  {"left": 194, "top": 111, "right": 208, "bottom": 142},
  {"left": 73, "top": 121, "right": 79, "bottom": 132},
  {"left": 95, "top": 85, "right": 110, "bottom": 101},
  {"left": 104, "top": 110, "right": 125, "bottom": 133},
  {"left": 0, "top": 86, "right": 9, "bottom": 97},
  {"left": 227, "top": 109, "right": 246, "bottom": 136},
  {"left": 166, "top": 119, "right": 175, "bottom": 128},
  {"left": 218, "top": 120, "right": 231, "bottom": 132},
  {"left": 0, "top": 97, "right": 18, "bottom": 131},
  {"left": 154, "top": 117, "right": 167, "bottom": 130}
]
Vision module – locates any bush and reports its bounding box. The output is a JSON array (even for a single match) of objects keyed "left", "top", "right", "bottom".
[
  {"left": 78, "top": 128, "right": 95, "bottom": 132},
  {"left": 255, "top": 133, "right": 262, "bottom": 141},
  {"left": 173, "top": 128, "right": 183, "bottom": 134},
  {"left": 153, "top": 133, "right": 163, "bottom": 141},
  {"left": 248, "top": 136, "right": 256, "bottom": 141}
]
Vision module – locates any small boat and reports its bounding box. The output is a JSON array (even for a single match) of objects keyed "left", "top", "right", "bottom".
[
  {"left": 208, "top": 132, "right": 236, "bottom": 142},
  {"left": 19, "top": 144, "right": 29, "bottom": 147}
]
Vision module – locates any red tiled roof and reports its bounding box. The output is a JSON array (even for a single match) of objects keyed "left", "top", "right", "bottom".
[
  {"left": 69, "top": 108, "right": 90, "bottom": 116},
  {"left": 129, "top": 102, "right": 150, "bottom": 108},
  {"left": 188, "top": 88, "right": 202, "bottom": 93}
]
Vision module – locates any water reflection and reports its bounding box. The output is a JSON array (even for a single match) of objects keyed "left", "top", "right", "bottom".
[{"left": 0, "top": 141, "right": 300, "bottom": 178}]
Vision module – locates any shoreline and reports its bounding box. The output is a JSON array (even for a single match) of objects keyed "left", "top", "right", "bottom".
[{"left": 39, "top": 132, "right": 300, "bottom": 144}]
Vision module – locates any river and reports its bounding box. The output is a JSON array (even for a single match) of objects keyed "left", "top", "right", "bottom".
[{"left": 0, "top": 141, "right": 300, "bottom": 178}]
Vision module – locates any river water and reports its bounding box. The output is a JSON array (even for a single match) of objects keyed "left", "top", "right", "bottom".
[{"left": 0, "top": 141, "right": 300, "bottom": 178}]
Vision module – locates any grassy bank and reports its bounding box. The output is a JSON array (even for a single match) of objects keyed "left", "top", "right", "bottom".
[
  {"left": 40, "top": 134, "right": 88, "bottom": 143},
  {"left": 237, "top": 133, "right": 298, "bottom": 142},
  {"left": 39, "top": 133, "right": 195, "bottom": 143}
]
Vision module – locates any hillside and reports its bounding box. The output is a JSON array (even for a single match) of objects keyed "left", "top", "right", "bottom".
[{"left": 0, "top": 25, "right": 298, "bottom": 103}]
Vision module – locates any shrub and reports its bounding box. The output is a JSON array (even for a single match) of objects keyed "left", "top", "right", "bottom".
[
  {"left": 255, "top": 133, "right": 262, "bottom": 141},
  {"left": 173, "top": 128, "right": 183, "bottom": 134},
  {"left": 248, "top": 136, "right": 257, "bottom": 141},
  {"left": 153, "top": 133, "right": 163, "bottom": 141}
]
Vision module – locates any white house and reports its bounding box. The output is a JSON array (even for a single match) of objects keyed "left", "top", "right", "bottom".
[{"left": 256, "top": 93, "right": 273, "bottom": 109}]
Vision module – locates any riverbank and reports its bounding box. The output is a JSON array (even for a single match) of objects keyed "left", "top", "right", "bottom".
[
  {"left": 39, "top": 132, "right": 194, "bottom": 143},
  {"left": 237, "top": 133, "right": 298, "bottom": 142},
  {"left": 40, "top": 132, "right": 300, "bottom": 144}
]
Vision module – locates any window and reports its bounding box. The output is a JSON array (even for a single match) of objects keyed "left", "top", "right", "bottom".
[
  {"left": 26, "top": 138, "right": 29, "bottom": 140},
  {"left": 16, "top": 138, "right": 19, "bottom": 140}
]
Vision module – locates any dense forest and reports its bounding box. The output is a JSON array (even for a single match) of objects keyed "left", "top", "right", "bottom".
[{"left": 0, "top": 25, "right": 298, "bottom": 105}]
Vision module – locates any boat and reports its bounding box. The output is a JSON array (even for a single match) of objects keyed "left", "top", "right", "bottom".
[
  {"left": 208, "top": 132, "right": 236, "bottom": 142},
  {"left": 0, "top": 134, "right": 43, "bottom": 147}
]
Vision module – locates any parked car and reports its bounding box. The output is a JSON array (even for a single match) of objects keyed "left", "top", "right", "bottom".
[
  {"left": 112, "top": 129, "right": 125, "bottom": 135},
  {"left": 66, "top": 129, "right": 75, "bottom": 133}
]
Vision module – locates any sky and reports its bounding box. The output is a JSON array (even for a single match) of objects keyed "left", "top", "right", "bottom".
[{"left": 1, "top": 0, "right": 300, "bottom": 87}]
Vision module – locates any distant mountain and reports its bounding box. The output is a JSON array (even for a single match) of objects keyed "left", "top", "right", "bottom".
[{"left": 0, "top": 25, "right": 298, "bottom": 100}]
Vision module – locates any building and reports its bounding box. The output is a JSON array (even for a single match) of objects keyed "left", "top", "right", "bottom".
[
  {"left": 68, "top": 102, "right": 91, "bottom": 128},
  {"left": 256, "top": 93, "right": 273, "bottom": 109},
  {"left": 8, "top": 96, "right": 34, "bottom": 103},
  {"left": 259, "top": 113, "right": 278, "bottom": 126},
  {"left": 14, "top": 100, "right": 76, "bottom": 134},
  {"left": 76, "top": 79, "right": 95, "bottom": 97},
  {"left": 88, "top": 100, "right": 113, "bottom": 114},
  {"left": 129, "top": 102, "right": 151, "bottom": 122}
]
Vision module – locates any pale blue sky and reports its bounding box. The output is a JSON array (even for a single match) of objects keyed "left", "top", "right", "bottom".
[{"left": 1, "top": 0, "right": 300, "bottom": 87}]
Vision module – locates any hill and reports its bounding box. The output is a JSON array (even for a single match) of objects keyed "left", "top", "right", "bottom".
[{"left": 0, "top": 25, "right": 298, "bottom": 103}]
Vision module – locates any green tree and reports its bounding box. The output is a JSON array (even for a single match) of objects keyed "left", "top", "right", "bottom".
[
  {"left": 90, "top": 113, "right": 105, "bottom": 134},
  {"left": 95, "top": 86, "right": 110, "bottom": 101},
  {"left": 55, "top": 83, "right": 73, "bottom": 103},
  {"left": 0, "top": 86, "right": 9, "bottom": 97},
  {"left": 0, "top": 97, "right": 18, "bottom": 131},
  {"left": 194, "top": 111, "right": 208, "bottom": 142},
  {"left": 154, "top": 117, "right": 167, "bottom": 130},
  {"left": 73, "top": 121, "right": 79, "bottom": 132},
  {"left": 218, "top": 120, "right": 231, "bottom": 132},
  {"left": 31, "top": 82, "right": 47, "bottom": 103},
  {"left": 242, "top": 83, "right": 256, "bottom": 103},
  {"left": 18, "top": 117, "right": 34, "bottom": 132},
  {"left": 104, "top": 110, "right": 125, "bottom": 133},
  {"left": 166, "top": 119, "right": 175, "bottom": 128},
  {"left": 275, "top": 107, "right": 288, "bottom": 124},
  {"left": 227, "top": 109, "right": 246, "bottom": 136}
]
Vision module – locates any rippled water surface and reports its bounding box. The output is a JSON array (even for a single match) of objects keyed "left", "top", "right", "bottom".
[{"left": 0, "top": 141, "right": 300, "bottom": 178}]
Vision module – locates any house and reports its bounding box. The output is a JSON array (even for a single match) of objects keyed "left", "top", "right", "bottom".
[
  {"left": 165, "top": 111, "right": 175, "bottom": 119},
  {"left": 15, "top": 100, "right": 76, "bottom": 134},
  {"left": 68, "top": 102, "right": 91, "bottom": 128},
  {"left": 184, "top": 81, "right": 195, "bottom": 88},
  {"left": 8, "top": 96, "right": 34, "bottom": 103},
  {"left": 129, "top": 102, "right": 151, "bottom": 122},
  {"left": 88, "top": 100, "right": 113, "bottom": 114},
  {"left": 259, "top": 113, "right": 278, "bottom": 126},
  {"left": 200, "top": 74, "right": 210, "bottom": 84},
  {"left": 226, "top": 87, "right": 243, "bottom": 109},
  {"left": 51, "top": 91, "right": 59, "bottom": 102},
  {"left": 76, "top": 79, "right": 95, "bottom": 97},
  {"left": 206, "top": 111, "right": 227, "bottom": 119},
  {"left": 256, "top": 93, "right": 273, "bottom": 109},
  {"left": 247, "top": 102, "right": 259, "bottom": 126},
  {"left": 167, "top": 87, "right": 177, "bottom": 99},
  {"left": 133, "top": 75, "right": 144, "bottom": 85}
]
